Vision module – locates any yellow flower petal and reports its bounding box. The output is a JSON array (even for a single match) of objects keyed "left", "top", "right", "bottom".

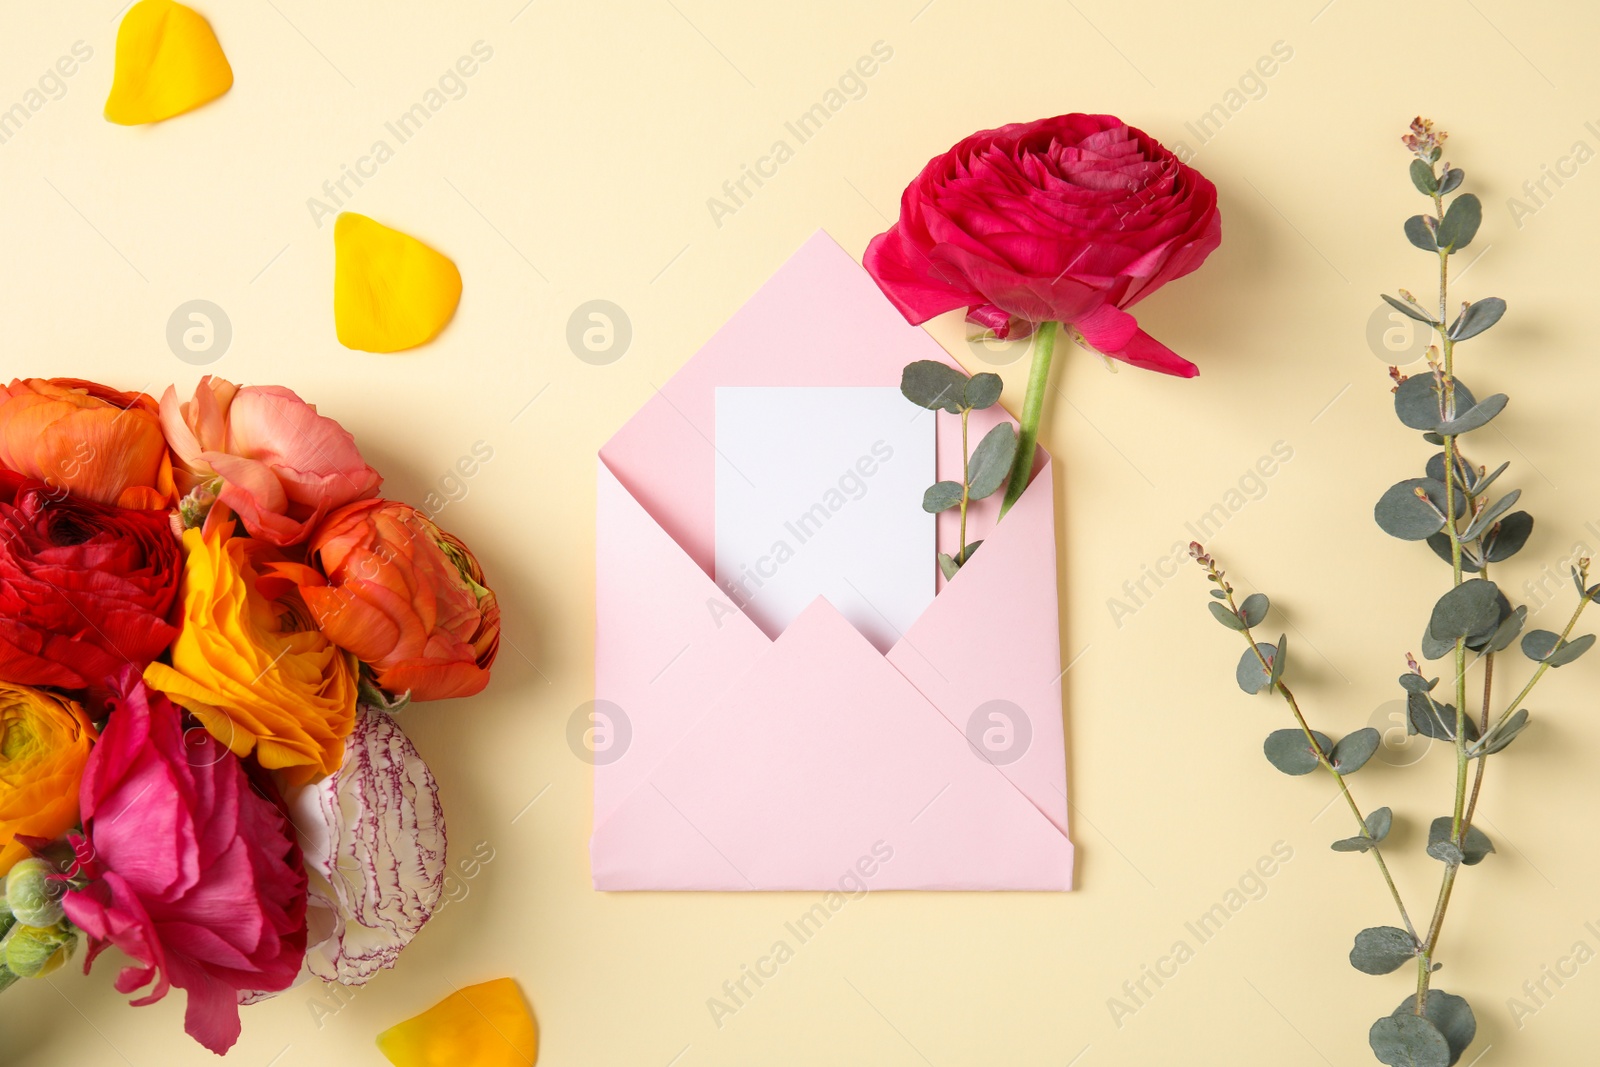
[
  {"left": 105, "top": 0, "right": 233, "bottom": 126},
  {"left": 376, "top": 979, "right": 538, "bottom": 1067},
  {"left": 334, "top": 213, "right": 463, "bottom": 353}
]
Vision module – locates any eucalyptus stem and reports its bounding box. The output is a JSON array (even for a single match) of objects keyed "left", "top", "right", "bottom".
[
  {"left": 999, "top": 320, "right": 1059, "bottom": 518},
  {"left": 958, "top": 408, "right": 971, "bottom": 562}
]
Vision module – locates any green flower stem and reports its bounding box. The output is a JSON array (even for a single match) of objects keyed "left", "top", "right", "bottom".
[
  {"left": 999, "top": 321, "right": 1059, "bottom": 519},
  {"left": 958, "top": 408, "right": 971, "bottom": 563},
  {"left": 1216, "top": 580, "right": 1418, "bottom": 939}
]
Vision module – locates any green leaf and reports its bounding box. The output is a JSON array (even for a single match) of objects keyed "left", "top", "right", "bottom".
[
  {"left": 1447, "top": 297, "right": 1506, "bottom": 342},
  {"left": 1547, "top": 632, "right": 1596, "bottom": 667},
  {"left": 1437, "top": 193, "right": 1483, "bottom": 252},
  {"left": 1209, "top": 589, "right": 1228, "bottom": 599},
  {"left": 966, "top": 423, "right": 1017, "bottom": 500},
  {"left": 1394, "top": 373, "right": 1477, "bottom": 432},
  {"left": 1404, "top": 215, "right": 1440, "bottom": 252},
  {"left": 1521, "top": 629, "right": 1561, "bottom": 661},
  {"left": 1375, "top": 478, "right": 1449, "bottom": 541},
  {"left": 1458, "top": 488, "right": 1520, "bottom": 541},
  {"left": 1406, "top": 691, "right": 1477, "bottom": 741},
  {"left": 956, "top": 539, "right": 982, "bottom": 564},
  {"left": 1482, "top": 512, "right": 1533, "bottom": 563},
  {"left": 1351, "top": 926, "right": 1419, "bottom": 975},
  {"left": 1425, "top": 532, "right": 1481, "bottom": 573},
  {"left": 1428, "top": 579, "right": 1501, "bottom": 642},
  {"left": 1335, "top": 806, "right": 1395, "bottom": 852},
  {"left": 1270, "top": 632, "right": 1287, "bottom": 684},
  {"left": 1398, "top": 673, "right": 1439, "bottom": 694},
  {"left": 1436, "top": 394, "right": 1507, "bottom": 436},
  {"left": 1485, "top": 605, "right": 1527, "bottom": 653},
  {"left": 1383, "top": 293, "right": 1436, "bottom": 324},
  {"left": 938, "top": 553, "right": 960, "bottom": 580},
  {"left": 921, "top": 481, "right": 964, "bottom": 513},
  {"left": 1370, "top": 1013, "right": 1451, "bottom": 1067},
  {"left": 1438, "top": 168, "right": 1464, "bottom": 195},
  {"left": 1331, "top": 728, "right": 1381, "bottom": 773},
  {"left": 1392, "top": 992, "right": 1477, "bottom": 1066},
  {"left": 1208, "top": 601, "right": 1246, "bottom": 631},
  {"left": 1240, "top": 593, "right": 1269, "bottom": 627},
  {"left": 1470, "top": 460, "right": 1509, "bottom": 497},
  {"left": 1237, "top": 644, "right": 1278, "bottom": 695},
  {"left": 900, "top": 361, "right": 971, "bottom": 413},
  {"left": 1409, "top": 159, "right": 1438, "bottom": 195},
  {"left": 1428, "top": 817, "right": 1495, "bottom": 865},
  {"left": 1472, "top": 708, "right": 1530, "bottom": 757},
  {"left": 962, "top": 372, "right": 1003, "bottom": 410},
  {"left": 1262, "top": 727, "right": 1330, "bottom": 775}
]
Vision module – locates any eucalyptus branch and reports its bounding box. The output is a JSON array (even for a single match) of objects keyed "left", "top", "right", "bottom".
[{"left": 1192, "top": 119, "right": 1599, "bottom": 1066}]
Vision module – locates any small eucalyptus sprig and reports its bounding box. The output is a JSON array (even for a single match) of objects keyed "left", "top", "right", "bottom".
[
  {"left": 1192, "top": 118, "right": 1599, "bottom": 1067},
  {"left": 899, "top": 360, "right": 1018, "bottom": 578}
]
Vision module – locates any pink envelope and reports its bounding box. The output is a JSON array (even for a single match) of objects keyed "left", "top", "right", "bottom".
[{"left": 592, "top": 232, "right": 1073, "bottom": 891}]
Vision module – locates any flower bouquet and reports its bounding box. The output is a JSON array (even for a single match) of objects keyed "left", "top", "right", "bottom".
[{"left": 0, "top": 376, "right": 499, "bottom": 1053}]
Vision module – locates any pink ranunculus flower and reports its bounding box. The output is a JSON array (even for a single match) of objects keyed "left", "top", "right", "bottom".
[
  {"left": 865, "top": 113, "right": 1221, "bottom": 376},
  {"left": 159, "top": 376, "right": 382, "bottom": 546},
  {"left": 61, "top": 669, "right": 308, "bottom": 1055},
  {"left": 287, "top": 704, "right": 446, "bottom": 986}
]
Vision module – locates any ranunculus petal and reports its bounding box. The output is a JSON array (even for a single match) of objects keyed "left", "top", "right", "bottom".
[
  {"left": 376, "top": 978, "right": 539, "bottom": 1067},
  {"left": 104, "top": 0, "right": 233, "bottom": 126},
  {"left": 334, "top": 213, "right": 463, "bottom": 353}
]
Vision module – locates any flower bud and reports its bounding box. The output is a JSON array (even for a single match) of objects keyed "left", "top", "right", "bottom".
[
  {"left": 3, "top": 922, "right": 76, "bottom": 978},
  {"left": 5, "top": 858, "right": 63, "bottom": 927}
]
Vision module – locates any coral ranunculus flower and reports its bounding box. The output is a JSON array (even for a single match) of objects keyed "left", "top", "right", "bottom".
[
  {"left": 0, "top": 682, "right": 96, "bottom": 876},
  {"left": 285, "top": 500, "right": 500, "bottom": 702},
  {"left": 62, "top": 672, "right": 307, "bottom": 1056},
  {"left": 159, "top": 376, "right": 382, "bottom": 546},
  {"left": 143, "top": 523, "right": 357, "bottom": 784},
  {"left": 0, "top": 378, "right": 175, "bottom": 508},
  {"left": 0, "top": 471, "right": 181, "bottom": 697}
]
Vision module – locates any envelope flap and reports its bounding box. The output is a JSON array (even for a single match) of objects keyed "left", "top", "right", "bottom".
[
  {"left": 592, "top": 596, "right": 1073, "bottom": 891},
  {"left": 598, "top": 232, "right": 977, "bottom": 578}
]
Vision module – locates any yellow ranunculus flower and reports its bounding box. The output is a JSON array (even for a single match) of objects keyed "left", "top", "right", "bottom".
[
  {"left": 144, "top": 523, "right": 356, "bottom": 785},
  {"left": 0, "top": 683, "right": 96, "bottom": 876}
]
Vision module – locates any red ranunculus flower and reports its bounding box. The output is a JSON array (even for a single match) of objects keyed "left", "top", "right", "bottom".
[
  {"left": 0, "top": 470, "right": 180, "bottom": 699},
  {"left": 865, "top": 113, "right": 1221, "bottom": 376},
  {"left": 62, "top": 670, "right": 308, "bottom": 1055}
]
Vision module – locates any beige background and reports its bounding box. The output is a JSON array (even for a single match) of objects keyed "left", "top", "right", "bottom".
[{"left": 3, "top": 0, "right": 1599, "bottom": 1063}]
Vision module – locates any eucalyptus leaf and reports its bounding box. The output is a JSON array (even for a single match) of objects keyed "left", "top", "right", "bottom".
[
  {"left": 1208, "top": 601, "right": 1246, "bottom": 631},
  {"left": 1383, "top": 293, "right": 1436, "bottom": 324},
  {"left": 1437, "top": 393, "right": 1507, "bottom": 436},
  {"left": 1240, "top": 593, "right": 1269, "bottom": 628},
  {"left": 921, "top": 481, "right": 964, "bottom": 513},
  {"left": 1366, "top": 806, "right": 1394, "bottom": 841},
  {"left": 1547, "top": 632, "right": 1596, "bottom": 667},
  {"left": 1486, "top": 605, "right": 1527, "bottom": 653},
  {"left": 1394, "top": 373, "right": 1477, "bottom": 432},
  {"left": 1263, "top": 727, "right": 1331, "bottom": 775},
  {"left": 1426, "top": 532, "right": 1483, "bottom": 573},
  {"left": 1237, "top": 644, "right": 1278, "bottom": 695},
  {"left": 1436, "top": 193, "right": 1483, "bottom": 252},
  {"left": 1471, "top": 460, "right": 1509, "bottom": 497},
  {"left": 1427, "top": 579, "right": 1502, "bottom": 642},
  {"left": 1458, "top": 488, "right": 1521, "bottom": 541},
  {"left": 1331, "top": 728, "right": 1381, "bottom": 774},
  {"left": 1482, "top": 511, "right": 1533, "bottom": 563},
  {"left": 1438, "top": 168, "right": 1464, "bottom": 195},
  {"left": 956, "top": 540, "right": 982, "bottom": 564},
  {"left": 1209, "top": 588, "right": 1228, "bottom": 599},
  {"left": 900, "top": 361, "right": 971, "bottom": 414},
  {"left": 1521, "top": 629, "right": 1561, "bottom": 661},
  {"left": 1270, "top": 632, "right": 1287, "bottom": 684},
  {"left": 1369, "top": 1013, "right": 1451, "bottom": 1067},
  {"left": 1446, "top": 297, "right": 1506, "bottom": 342},
  {"left": 1428, "top": 817, "right": 1494, "bottom": 865},
  {"left": 1420, "top": 625, "right": 1456, "bottom": 662},
  {"left": 1392, "top": 991, "right": 1477, "bottom": 1066},
  {"left": 1473, "top": 708, "right": 1530, "bottom": 757},
  {"left": 966, "top": 423, "right": 1017, "bottom": 500},
  {"left": 1427, "top": 839, "right": 1465, "bottom": 864},
  {"left": 1398, "top": 673, "right": 1439, "bottom": 694},
  {"left": 937, "top": 553, "right": 960, "bottom": 581},
  {"left": 1406, "top": 691, "right": 1477, "bottom": 741},
  {"left": 963, "top": 372, "right": 1003, "bottom": 410},
  {"left": 1425, "top": 451, "right": 1473, "bottom": 492},
  {"left": 1404, "top": 214, "right": 1440, "bottom": 253},
  {"left": 1376, "top": 478, "right": 1449, "bottom": 541},
  {"left": 1409, "top": 159, "right": 1438, "bottom": 195},
  {"left": 1351, "top": 926, "right": 1419, "bottom": 975}
]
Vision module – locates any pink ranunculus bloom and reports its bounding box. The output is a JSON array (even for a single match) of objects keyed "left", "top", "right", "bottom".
[
  {"left": 865, "top": 113, "right": 1222, "bottom": 376},
  {"left": 159, "top": 376, "right": 382, "bottom": 546},
  {"left": 61, "top": 669, "right": 308, "bottom": 1055}
]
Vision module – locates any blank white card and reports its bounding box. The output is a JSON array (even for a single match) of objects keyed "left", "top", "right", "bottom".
[{"left": 714, "top": 386, "right": 935, "bottom": 653}]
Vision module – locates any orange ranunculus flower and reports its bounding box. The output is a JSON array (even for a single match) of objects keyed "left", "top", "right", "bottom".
[
  {"left": 0, "top": 378, "right": 175, "bottom": 509},
  {"left": 0, "top": 681, "right": 96, "bottom": 875},
  {"left": 143, "top": 522, "right": 356, "bottom": 784},
  {"left": 284, "top": 500, "right": 499, "bottom": 702}
]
